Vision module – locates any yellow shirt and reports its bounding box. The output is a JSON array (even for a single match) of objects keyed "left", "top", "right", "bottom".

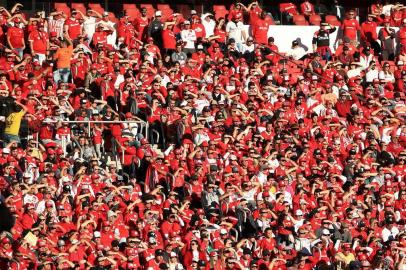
[{"left": 5, "top": 110, "right": 25, "bottom": 136}]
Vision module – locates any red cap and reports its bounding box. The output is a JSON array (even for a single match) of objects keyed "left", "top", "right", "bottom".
[
  {"left": 47, "top": 148, "right": 55, "bottom": 155},
  {"left": 45, "top": 201, "right": 53, "bottom": 207},
  {"left": 1, "top": 237, "right": 10, "bottom": 244},
  {"left": 147, "top": 37, "right": 154, "bottom": 42},
  {"left": 278, "top": 180, "right": 286, "bottom": 187},
  {"left": 103, "top": 220, "right": 110, "bottom": 226},
  {"left": 336, "top": 74, "right": 344, "bottom": 80},
  {"left": 383, "top": 18, "right": 390, "bottom": 23},
  {"left": 125, "top": 112, "right": 133, "bottom": 118}
]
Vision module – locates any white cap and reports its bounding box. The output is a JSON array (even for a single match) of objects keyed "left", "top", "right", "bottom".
[
  {"left": 71, "top": 239, "right": 79, "bottom": 245},
  {"left": 220, "top": 228, "right": 228, "bottom": 235},
  {"left": 107, "top": 210, "right": 117, "bottom": 218},
  {"left": 312, "top": 75, "right": 318, "bottom": 80},
  {"left": 23, "top": 172, "right": 33, "bottom": 178},
  {"left": 197, "top": 44, "right": 204, "bottom": 50},
  {"left": 311, "top": 239, "right": 322, "bottom": 246},
  {"left": 229, "top": 155, "right": 237, "bottom": 161},
  {"left": 155, "top": 10, "right": 162, "bottom": 17},
  {"left": 191, "top": 10, "right": 197, "bottom": 15},
  {"left": 322, "top": 229, "right": 330, "bottom": 235},
  {"left": 397, "top": 60, "right": 404, "bottom": 65},
  {"left": 295, "top": 209, "right": 303, "bottom": 216},
  {"left": 170, "top": 252, "right": 177, "bottom": 257},
  {"left": 94, "top": 231, "right": 101, "bottom": 238},
  {"left": 103, "top": 11, "right": 109, "bottom": 17},
  {"left": 2, "top": 148, "right": 10, "bottom": 154}
]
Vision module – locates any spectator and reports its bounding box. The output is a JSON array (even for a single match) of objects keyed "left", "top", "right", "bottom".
[
  {"left": 53, "top": 33, "right": 74, "bottom": 83},
  {"left": 378, "top": 18, "right": 397, "bottom": 61},
  {"left": 180, "top": 21, "right": 197, "bottom": 55}
]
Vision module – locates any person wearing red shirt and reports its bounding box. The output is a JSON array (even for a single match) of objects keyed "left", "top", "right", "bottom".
[
  {"left": 162, "top": 21, "right": 177, "bottom": 55},
  {"left": 7, "top": 18, "right": 25, "bottom": 59},
  {"left": 191, "top": 16, "right": 206, "bottom": 40},
  {"left": 280, "top": 2, "right": 299, "bottom": 24},
  {"left": 28, "top": 23, "right": 48, "bottom": 65},
  {"left": 300, "top": 0, "right": 315, "bottom": 18},
  {"left": 361, "top": 14, "right": 379, "bottom": 51},
  {"left": 92, "top": 25, "right": 109, "bottom": 48},
  {"left": 64, "top": 11, "right": 82, "bottom": 41},
  {"left": 134, "top": 7, "right": 150, "bottom": 41},
  {"left": 252, "top": 12, "right": 270, "bottom": 45},
  {"left": 340, "top": 10, "right": 361, "bottom": 44}
]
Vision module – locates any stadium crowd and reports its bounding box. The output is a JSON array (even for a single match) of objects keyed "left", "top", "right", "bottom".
[{"left": 0, "top": 1, "right": 405, "bottom": 269}]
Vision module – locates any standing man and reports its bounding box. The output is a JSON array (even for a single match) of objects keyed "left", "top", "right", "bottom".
[
  {"left": 28, "top": 22, "right": 48, "bottom": 64},
  {"left": 4, "top": 100, "right": 27, "bottom": 143},
  {"left": 340, "top": 10, "right": 361, "bottom": 45},
  {"left": 54, "top": 33, "right": 73, "bottom": 83},
  {"left": 64, "top": 10, "right": 82, "bottom": 41},
  {"left": 97, "top": 12, "right": 117, "bottom": 48},
  {"left": 7, "top": 17, "right": 25, "bottom": 58},
  {"left": 251, "top": 11, "right": 270, "bottom": 45},
  {"left": 148, "top": 11, "right": 164, "bottom": 48},
  {"left": 77, "top": 9, "right": 102, "bottom": 42},
  {"left": 378, "top": 18, "right": 396, "bottom": 61},
  {"left": 226, "top": 15, "right": 246, "bottom": 52},
  {"left": 134, "top": 7, "right": 150, "bottom": 41},
  {"left": 361, "top": 14, "right": 379, "bottom": 53},
  {"left": 313, "top": 22, "right": 336, "bottom": 60},
  {"left": 180, "top": 21, "right": 197, "bottom": 55}
]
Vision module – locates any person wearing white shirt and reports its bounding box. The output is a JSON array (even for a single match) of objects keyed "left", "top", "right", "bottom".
[
  {"left": 346, "top": 62, "right": 363, "bottom": 78},
  {"left": 365, "top": 61, "right": 379, "bottom": 83},
  {"left": 381, "top": 222, "right": 399, "bottom": 242},
  {"left": 226, "top": 17, "right": 246, "bottom": 52},
  {"left": 180, "top": 21, "right": 197, "bottom": 54},
  {"left": 97, "top": 12, "right": 117, "bottom": 47},
  {"left": 201, "top": 13, "right": 216, "bottom": 38},
  {"left": 287, "top": 40, "right": 307, "bottom": 60},
  {"left": 241, "top": 37, "right": 255, "bottom": 54},
  {"left": 78, "top": 9, "right": 102, "bottom": 42}
]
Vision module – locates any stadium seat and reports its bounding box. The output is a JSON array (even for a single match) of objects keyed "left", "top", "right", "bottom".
[
  {"left": 264, "top": 15, "right": 275, "bottom": 25},
  {"left": 215, "top": 10, "right": 229, "bottom": 20},
  {"left": 213, "top": 5, "right": 227, "bottom": 12},
  {"left": 161, "top": 9, "right": 174, "bottom": 21},
  {"left": 54, "top": 3, "right": 68, "bottom": 9},
  {"left": 140, "top": 4, "right": 155, "bottom": 17},
  {"left": 126, "top": 8, "right": 141, "bottom": 20},
  {"left": 55, "top": 6, "right": 71, "bottom": 17},
  {"left": 108, "top": 12, "right": 118, "bottom": 23},
  {"left": 71, "top": 3, "right": 87, "bottom": 15},
  {"left": 88, "top": 3, "right": 105, "bottom": 14},
  {"left": 157, "top": 4, "right": 171, "bottom": 11},
  {"left": 123, "top": 4, "right": 137, "bottom": 10},
  {"left": 309, "top": 14, "right": 321, "bottom": 25},
  {"left": 325, "top": 15, "right": 341, "bottom": 27},
  {"left": 293, "top": 15, "right": 308, "bottom": 25}
]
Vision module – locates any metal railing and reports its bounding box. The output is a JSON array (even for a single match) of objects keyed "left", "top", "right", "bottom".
[{"left": 59, "top": 120, "right": 149, "bottom": 165}]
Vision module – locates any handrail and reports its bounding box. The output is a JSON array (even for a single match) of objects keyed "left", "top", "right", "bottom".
[{"left": 59, "top": 120, "right": 149, "bottom": 140}]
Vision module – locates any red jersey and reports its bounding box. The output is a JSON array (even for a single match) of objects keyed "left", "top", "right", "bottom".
[
  {"left": 7, "top": 27, "right": 24, "bottom": 48},
  {"left": 252, "top": 19, "right": 270, "bottom": 44},
  {"left": 64, "top": 18, "right": 82, "bottom": 40},
  {"left": 341, "top": 19, "right": 361, "bottom": 41},
  {"left": 28, "top": 30, "right": 48, "bottom": 54}
]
